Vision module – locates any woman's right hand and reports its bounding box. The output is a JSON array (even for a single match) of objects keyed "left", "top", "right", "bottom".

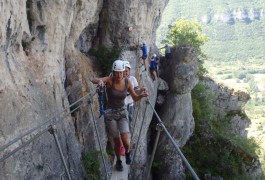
[{"left": 98, "top": 80, "right": 104, "bottom": 87}]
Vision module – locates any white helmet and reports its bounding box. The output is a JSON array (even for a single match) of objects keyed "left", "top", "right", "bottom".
[
  {"left": 112, "top": 60, "right": 125, "bottom": 72},
  {"left": 153, "top": 54, "right": 157, "bottom": 57},
  {"left": 124, "top": 61, "right": 131, "bottom": 69}
]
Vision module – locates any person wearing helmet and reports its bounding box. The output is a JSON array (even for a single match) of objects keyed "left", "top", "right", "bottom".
[
  {"left": 91, "top": 60, "right": 149, "bottom": 171},
  {"left": 149, "top": 54, "right": 158, "bottom": 81},
  {"left": 123, "top": 60, "right": 145, "bottom": 120},
  {"left": 140, "top": 42, "right": 148, "bottom": 71},
  {"left": 117, "top": 60, "right": 139, "bottom": 156}
]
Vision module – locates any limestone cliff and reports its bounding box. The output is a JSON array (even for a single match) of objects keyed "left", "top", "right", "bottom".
[
  {"left": 153, "top": 46, "right": 262, "bottom": 179},
  {"left": 198, "top": 8, "right": 265, "bottom": 25},
  {"left": 202, "top": 76, "right": 251, "bottom": 137},
  {"left": 153, "top": 46, "right": 199, "bottom": 179},
  {"left": 0, "top": 0, "right": 168, "bottom": 179}
]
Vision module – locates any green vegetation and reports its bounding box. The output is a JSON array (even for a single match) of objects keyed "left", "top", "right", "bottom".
[
  {"left": 162, "top": 19, "right": 208, "bottom": 49},
  {"left": 158, "top": 0, "right": 265, "bottom": 173},
  {"left": 162, "top": 19, "right": 208, "bottom": 76},
  {"left": 202, "top": 20, "right": 265, "bottom": 62},
  {"left": 83, "top": 151, "right": 101, "bottom": 180},
  {"left": 158, "top": 1, "right": 265, "bottom": 63},
  {"left": 89, "top": 46, "right": 121, "bottom": 76},
  {"left": 183, "top": 83, "right": 260, "bottom": 179}
]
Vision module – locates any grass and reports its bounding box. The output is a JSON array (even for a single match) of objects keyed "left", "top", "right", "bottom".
[{"left": 83, "top": 151, "right": 101, "bottom": 180}]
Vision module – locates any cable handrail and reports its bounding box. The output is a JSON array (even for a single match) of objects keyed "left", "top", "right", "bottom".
[
  {"left": 0, "top": 125, "right": 50, "bottom": 162},
  {"left": 146, "top": 98, "right": 200, "bottom": 180},
  {"left": 138, "top": 74, "right": 200, "bottom": 180},
  {"left": 88, "top": 101, "right": 109, "bottom": 180},
  {"left": 0, "top": 91, "right": 96, "bottom": 158},
  {"left": 1, "top": 57, "right": 199, "bottom": 180}
]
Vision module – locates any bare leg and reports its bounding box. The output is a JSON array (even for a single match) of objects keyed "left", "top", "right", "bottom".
[
  {"left": 121, "top": 132, "right": 132, "bottom": 164},
  {"left": 120, "top": 132, "right": 130, "bottom": 153},
  {"left": 143, "top": 59, "right": 147, "bottom": 70},
  {"left": 113, "top": 137, "right": 122, "bottom": 160},
  {"left": 152, "top": 70, "right": 157, "bottom": 81}
]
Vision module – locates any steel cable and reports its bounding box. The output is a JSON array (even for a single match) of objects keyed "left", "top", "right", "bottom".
[
  {"left": 138, "top": 73, "right": 200, "bottom": 180},
  {"left": 0, "top": 91, "right": 96, "bottom": 157},
  {"left": 88, "top": 102, "right": 109, "bottom": 180}
]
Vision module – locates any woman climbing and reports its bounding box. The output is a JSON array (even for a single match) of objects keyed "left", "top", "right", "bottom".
[{"left": 91, "top": 60, "right": 149, "bottom": 171}]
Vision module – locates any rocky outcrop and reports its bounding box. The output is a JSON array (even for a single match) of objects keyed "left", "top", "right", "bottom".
[
  {"left": 202, "top": 76, "right": 251, "bottom": 137},
  {"left": 154, "top": 46, "right": 199, "bottom": 179},
  {"left": 199, "top": 77, "right": 262, "bottom": 178}
]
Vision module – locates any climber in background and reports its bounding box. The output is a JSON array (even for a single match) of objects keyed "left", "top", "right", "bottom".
[
  {"left": 149, "top": 54, "right": 158, "bottom": 81},
  {"left": 140, "top": 42, "right": 148, "bottom": 71},
  {"left": 165, "top": 44, "right": 171, "bottom": 64},
  {"left": 91, "top": 60, "right": 149, "bottom": 171}
]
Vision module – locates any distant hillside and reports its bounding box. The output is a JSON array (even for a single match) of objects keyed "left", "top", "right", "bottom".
[{"left": 157, "top": 0, "right": 265, "bottom": 62}]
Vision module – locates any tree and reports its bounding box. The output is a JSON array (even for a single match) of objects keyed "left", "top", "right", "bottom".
[{"left": 162, "top": 19, "right": 209, "bottom": 76}]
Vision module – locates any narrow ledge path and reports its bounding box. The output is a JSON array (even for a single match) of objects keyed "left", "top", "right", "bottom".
[{"left": 111, "top": 156, "right": 129, "bottom": 180}]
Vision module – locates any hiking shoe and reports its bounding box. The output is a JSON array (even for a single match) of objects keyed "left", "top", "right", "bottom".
[
  {"left": 120, "top": 146, "right": 125, "bottom": 156},
  {"left": 125, "top": 152, "right": 131, "bottom": 165},
  {"left": 115, "top": 160, "right": 123, "bottom": 171}
]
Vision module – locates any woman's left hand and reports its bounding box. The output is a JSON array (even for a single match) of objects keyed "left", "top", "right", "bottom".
[{"left": 141, "top": 89, "right": 149, "bottom": 97}]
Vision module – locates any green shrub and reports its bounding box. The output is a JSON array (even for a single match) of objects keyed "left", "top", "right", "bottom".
[
  {"left": 83, "top": 151, "right": 100, "bottom": 180},
  {"left": 89, "top": 46, "right": 121, "bottom": 76},
  {"left": 191, "top": 83, "right": 217, "bottom": 121},
  {"left": 184, "top": 82, "right": 260, "bottom": 179},
  {"left": 192, "top": 99, "right": 202, "bottom": 120}
]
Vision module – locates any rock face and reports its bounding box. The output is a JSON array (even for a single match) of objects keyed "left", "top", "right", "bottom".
[
  {"left": 0, "top": 0, "right": 169, "bottom": 179},
  {"left": 198, "top": 77, "right": 262, "bottom": 178},
  {"left": 154, "top": 46, "right": 199, "bottom": 179},
  {"left": 202, "top": 76, "right": 251, "bottom": 137}
]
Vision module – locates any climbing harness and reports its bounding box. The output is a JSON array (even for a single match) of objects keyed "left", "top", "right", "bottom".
[{"left": 96, "top": 83, "right": 105, "bottom": 115}]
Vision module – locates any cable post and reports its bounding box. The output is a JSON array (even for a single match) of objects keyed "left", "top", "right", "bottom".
[
  {"left": 145, "top": 123, "right": 163, "bottom": 180},
  {"left": 139, "top": 71, "right": 199, "bottom": 180},
  {"left": 48, "top": 125, "right": 72, "bottom": 180},
  {"left": 88, "top": 104, "right": 109, "bottom": 180}
]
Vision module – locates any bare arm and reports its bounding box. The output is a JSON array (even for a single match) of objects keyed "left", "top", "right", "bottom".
[
  {"left": 91, "top": 77, "right": 112, "bottom": 86},
  {"left": 135, "top": 87, "right": 146, "bottom": 95},
  {"left": 128, "top": 80, "right": 148, "bottom": 101}
]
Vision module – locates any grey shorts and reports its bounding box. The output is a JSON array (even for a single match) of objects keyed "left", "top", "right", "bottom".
[{"left": 104, "top": 108, "right": 130, "bottom": 138}]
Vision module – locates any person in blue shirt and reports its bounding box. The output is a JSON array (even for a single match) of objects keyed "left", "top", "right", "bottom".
[
  {"left": 140, "top": 42, "right": 148, "bottom": 71},
  {"left": 149, "top": 54, "right": 158, "bottom": 81}
]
